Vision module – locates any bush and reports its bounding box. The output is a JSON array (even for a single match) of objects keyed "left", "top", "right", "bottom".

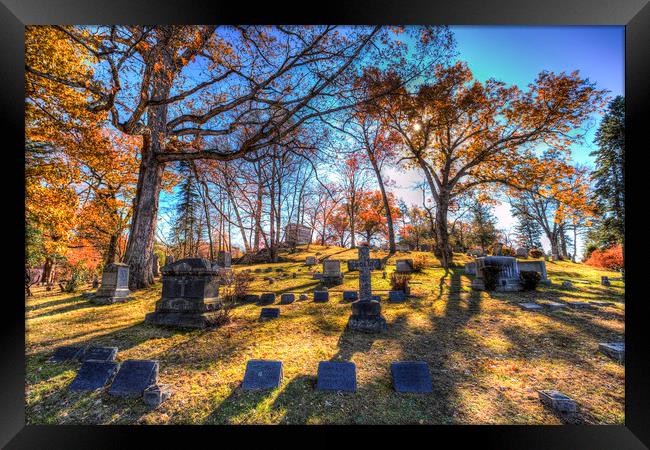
[
  {"left": 223, "top": 271, "right": 254, "bottom": 301},
  {"left": 585, "top": 244, "right": 623, "bottom": 271},
  {"left": 411, "top": 254, "right": 428, "bottom": 272},
  {"left": 63, "top": 265, "right": 92, "bottom": 293},
  {"left": 390, "top": 272, "right": 411, "bottom": 292},
  {"left": 482, "top": 266, "right": 501, "bottom": 291},
  {"left": 502, "top": 246, "right": 515, "bottom": 256},
  {"left": 529, "top": 248, "right": 544, "bottom": 258},
  {"left": 519, "top": 270, "right": 541, "bottom": 290}
]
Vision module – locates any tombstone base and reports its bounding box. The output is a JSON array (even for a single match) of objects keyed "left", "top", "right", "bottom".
[
  {"left": 347, "top": 300, "right": 387, "bottom": 332},
  {"left": 144, "top": 310, "right": 224, "bottom": 329},
  {"left": 322, "top": 275, "right": 343, "bottom": 286},
  {"left": 90, "top": 289, "right": 133, "bottom": 305},
  {"left": 470, "top": 278, "right": 522, "bottom": 292}
]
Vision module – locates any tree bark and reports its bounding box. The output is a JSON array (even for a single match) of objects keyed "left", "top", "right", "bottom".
[{"left": 368, "top": 154, "right": 396, "bottom": 254}]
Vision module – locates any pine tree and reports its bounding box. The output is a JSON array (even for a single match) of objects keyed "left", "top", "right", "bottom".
[
  {"left": 468, "top": 200, "right": 498, "bottom": 253},
  {"left": 511, "top": 203, "right": 543, "bottom": 249},
  {"left": 169, "top": 162, "right": 205, "bottom": 258}
]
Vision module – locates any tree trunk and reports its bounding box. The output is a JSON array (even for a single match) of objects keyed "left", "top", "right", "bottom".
[
  {"left": 104, "top": 232, "right": 120, "bottom": 265},
  {"left": 368, "top": 155, "right": 396, "bottom": 254},
  {"left": 434, "top": 193, "right": 452, "bottom": 268}
]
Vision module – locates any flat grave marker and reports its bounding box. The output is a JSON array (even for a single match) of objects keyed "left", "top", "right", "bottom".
[
  {"left": 566, "top": 301, "right": 593, "bottom": 309},
  {"left": 260, "top": 307, "right": 280, "bottom": 320},
  {"left": 241, "top": 360, "right": 283, "bottom": 390},
  {"left": 538, "top": 390, "right": 577, "bottom": 414},
  {"left": 598, "top": 342, "right": 625, "bottom": 362},
  {"left": 243, "top": 294, "right": 260, "bottom": 303},
  {"left": 143, "top": 384, "right": 172, "bottom": 407},
  {"left": 279, "top": 294, "right": 295, "bottom": 304},
  {"left": 388, "top": 290, "right": 407, "bottom": 303},
  {"left": 518, "top": 302, "right": 542, "bottom": 311},
  {"left": 108, "top": 360, "right": 158, "bottom": 398},
  {"left": 540, "top": 301, "right": 566, "bottom": 311},
  {"left": 80, "top": 346, "right": 118, "bottom": 362},
  {"left": 343, "top": 290, "right": 358, "bottom": 302},
  {"left": 591, "top": 301, "right": 612, "bottom": 307},
  {"left": 316, "top": 361, "right": 356, "bottom": 392},
  {"left": 69, "top": 361, "right": 119, "bottom": 392},
  {"left": 259, "top": 293, "right": 276, "bottom": 305},
  {"left": 314, "top": 290, "right": 329, "bottom": 302},
  {"left": 391, "top": 361, "right": 432, "bottom": 393},
  {"left": 49, "top": 346, "right": 84, "bottom": 362}
]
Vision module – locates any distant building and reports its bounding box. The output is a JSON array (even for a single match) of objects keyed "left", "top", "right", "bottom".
[{"left": 285, "top": 223, "right": 312, "bottom": 246}]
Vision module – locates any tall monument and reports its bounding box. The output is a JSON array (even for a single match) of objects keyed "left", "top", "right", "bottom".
[{"left": 347, "top": 246, "right": 387, "bottom": 332}]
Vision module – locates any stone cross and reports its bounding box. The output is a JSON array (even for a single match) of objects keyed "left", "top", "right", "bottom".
[
  {"left": 357, "top": 246, "right": 373, "bottom": 302},
  {"left": 177, "top": 277, "right": 190, "bottom": 297}
]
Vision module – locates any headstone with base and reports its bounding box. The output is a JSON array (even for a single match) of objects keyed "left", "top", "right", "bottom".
[
  {"left": 347, "top": 246, "right": 387, "bottom": 332},
  {"left": 80, "top": 346, "right": 118, "bottom": 362},
  {"left": 598, "top": 342, "right": 624, "bottom": 362},
  {"left": 471, "top": 256, "right": 522, "bottom": 292},
  {"left": 516, "top": 260, "right": 550, "bottom": 285},
  {"left": 314, "top": 290, "right": 329, "bottom": 302},
  {"left": 322, "top": 260, "right": 343, "bottom": 285},
  {"left": 108, "top": 360, "right": 158, "bottom": 398},
  {"left": 217, "top": 251, "right": 232, "bottom": 268},
  {"left": 49, "top": 345, "right": 84, "bottom": 362},
  {"left": 91, "top": 263, "right": 132, "bottom": 305},
  {"left": 260, "top": 307, "right": 280, "bottom": 320},
  {"left": 538, "top": 390, "right": 577, "bottom": 414},
  {"left": 145, "top": 258, "right": 223, "bottom": 329},
  {"left": 391, "top": 361, "right": 432, "bottom": 393},
  {"left": 395, "top": 259, "right": 414, "bottom": 274},
  {"left": 279, "top": 293, "right": 295, "bottom": 304},
  {"left": 69, "top": 360, "right": 119, "bottom": 391},
  {"left": 241, "top": 360, "right": 282, "bottom": 390},
  {"left": 316, "top": 361, "right": 356, "bottom": 392},
  {"left": 143, "top": 384, "right": 172, "bottom": 407}
]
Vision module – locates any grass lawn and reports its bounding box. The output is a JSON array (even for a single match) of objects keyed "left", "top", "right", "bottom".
[{"left": 25, "top": 245, "right": 625, "bottom": 425}]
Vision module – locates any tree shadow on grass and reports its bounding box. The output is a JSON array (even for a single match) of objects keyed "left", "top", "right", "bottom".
[
  {"left": 27, "top": 294, "right": 97, "bottom": 319},
  {"left": 203, "top": 386, "right": 274, "bottom": 424}
]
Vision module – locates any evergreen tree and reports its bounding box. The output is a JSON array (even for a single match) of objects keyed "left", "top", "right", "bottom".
[
  {"left": 468, "top": 200, "right": 498, "bottom": 252},
  {"left": 511, "top": 203, "right": 543, "bottom": 249},
  {"left": 169, "top": 162, "right": 205, "bottom": 258}
]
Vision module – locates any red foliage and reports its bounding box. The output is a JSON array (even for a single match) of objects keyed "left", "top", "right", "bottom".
[{"left": 584, "top": 245, "right": 623, "bottom": 271}]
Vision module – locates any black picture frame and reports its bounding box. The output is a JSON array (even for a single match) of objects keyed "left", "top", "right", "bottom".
[{"left": 2, "top": 0, "right": 648, "bottom": 447}]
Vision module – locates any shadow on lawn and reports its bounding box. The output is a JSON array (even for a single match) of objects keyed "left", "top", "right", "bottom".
[{"left": 27, "top": 294, "right": 97, "bottom": 319}]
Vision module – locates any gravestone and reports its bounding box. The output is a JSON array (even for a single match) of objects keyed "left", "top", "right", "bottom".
[
  {"left": 265, "top": 267, "right": 273, "bottom": 273},
  {"left": 519, "top": 302, "right": 542, "bottom": 311},
  {"left": 347, "top": 246, "right": 387, "bottom": 332},
  {"left": 69, "top": 360, "right": 119, "bottom": 392},
  {"left": 397, "top": 243, "right": 410, "bottom": 252},
  {"left": 217, "top": 251, "right": 232, "bottom": 268},
  {"left": 316, "top": 361, "right": 356, "bottom": 392},
  {"left": 516, "top": 260, "right": 550, "bottom": 285},
  {"left": 347, "top": 259, "right": 382, "bottom": 272},
  {"left": 279, "top": 293, "right": 295, "bottom": 304},
  {"left": 108, "top": 360, "right": 158, "bottom": 398},
  {"left": 562, "top": 281, "right": 573, "bottom": 289},
  {"left": 166, "top": 255, "right": 175, "bottom": 265},
  {"left": 471, "top": 256, "right": 523, "bottom": 292},
  {"left": 464, "top": 262, "right": 477, "bottom": 276},
  {"left": 91, "top": 263, "right": 132, "bottom": 305},
  {"left": 152, "top": 254, "right": 160, "bottom": 277},
  {"left": 388, "top": 290, "right": 407, "bottom": 303},
  {"left": 540, "top": 301, "right": 566, "bottom": 311},
  {"left": 260, "top": 307, "right": 280, "bottom": 320},
  {"left": 305, "top": 256, "right": 317, "bottom": 266},
  {"left": 566, "top": 301, "right": 592, "bottom": 309},
  {"left": 598, "top": 342, "right": 625, "bottom": 362},
  {"left": 255, "top": 268, "right": 262, "bottom": 273},
  {"left": 145, "top": 258, "right": 223, "bottom": 329},
  {"left": 49, "top": 345, "right": 84, "bottom": 362},
  {"left": 538, "top": 390, "right": 577, "bottom": 414},
  {"left": 312, "top": 273, "right": 323, "bottom": 280},
  {"left": 259, "top": 293, "right": 276, "bottom": 305},
  {"left": 314, "top": 290, "right": 329, "bottom": 302},
  {"left": 243, "top": 294, "right": 260, "bottom": 303},
  {"left": 591, "top": 301, "right": 612, "bottom": 307},
  {"left": 80, "top": 346, "right": 118, "bottom": 362},
  {"left": 299, "top": 293, "right": 309, "bottom": 301},
  {"left": 395, "top": 259, "right": 414, "bottom": 274},
  {"left": 241, "top": 360, "right": 283, "bottom": 390},
  {"left": 143, "top": 384, "right": 172, "bottom": 407},
  {"left": 515, "top": 247, "right": 528, "bottom": 258},
  {"left": 601, "top": 276, "right": 611, "bottom": 286},
  {"left": 343, "top": 290, "right": 358, "bottom": 302},
  {"left": 322, "top": 260, "right": 343, "bottom": 285},
  {"left": 391, "top": 361, "right": 432, "bottom": 393}
]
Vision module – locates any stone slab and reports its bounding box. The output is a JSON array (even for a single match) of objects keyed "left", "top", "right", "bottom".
[
  {"left": 598, "top": 342, "right": 625, "bottom": 362},
  {"left": 143, "top": 384, "right": 172, "bottom": 407},
  {"left": 314, "top": 291, "right": 329, "bottom": 302},
  {"left": 391, "top": 361, "right": 432, "bottom": 393},
  {"left": 540, "top": 302, "right": 566, "bottom": 311},
  {"left": 388, "top": 290, "right": 407, "bottom": 303},
  {"left": 69, "top": 360, "right": 119, "bottom": 392},
  {"left": 538, "top": 390, "right": 577, "bottom": 414},
  {"left": 259, "top": 293, "right": 276, "bottom": 305},
  {"left": 242, "top": 294, "right": 260, "bottom": 303},
  {"left": 49, "top": 346, "right": 84, "bottom": 362},
  {"left": 260, "top": 307, "right": 280, "bottom": 320},
  {"left": 279, "top": 294, "right": 295, "bottom": 304},
  {"left": 519, "top": 302, "right": 542, "bottom": 311},
  {"left": 316, "top": 361, "right": 356, "bottom": 392},
  {"left": 80, "top": 346, "right": 118, "bottom": 362},
  {"left": 108, "top": 360, "right": 158, "bottom": 398},
  {"left": 241, "top": 360, "right": 283, "bottom": 390},
  {"left": 342, "top": 290, "right": 358, "bottom": 302},
  {"left": 566, "top": 301, "right": 593, "bottom": 309}
]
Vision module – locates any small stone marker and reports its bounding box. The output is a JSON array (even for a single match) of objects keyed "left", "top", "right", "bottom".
[
  {"left": 519, "top": 302, "right": 542, "bottom": 311},
  {"left": 80, "top": 346, "right": 118, "bottom": 362},
  {"left": 260, "top": 307, "right": 280, "bottom": 320},
  {"left": 299, "top": 293, "right": 309, "bottom": 301},
  {"left": 316, "top": 361, "right": 356, "bottom": 392},
  {"left": 69, "top": 360, "right": 119, "bottom": 392},
  {"left": 343, "top": 290, "right": 358, "bottom": 302},
  {"left": 50, "top": 346, "right": 84, "bottom": 362},
  {"left": 598, "top": 342, "right": 625, "bottom": 362},
  {"left": 108, "top": 360, "right": 158, "bottom": 398},
  {"left": 265, "top": 267, "right": 273, "bottom": 273},
  {"left": 241, "top": 360, "right": 283, "bottom": 390},
  {"left": 243, "top": 294, "right": 260, "bottom": 303},
  {"left": 566, "top": 301, "right": 592, "bottom": 309},
  {"left": 322, "top": 260, "right": 343, "bottom": 285},
  {"left": 305, "top": 256, "right": 317, "bottom": 266},
  {"left": 591, "top": 301, "right": 611, "bottom": 307},
  {"left": 255, "top": 268, "right": 262, "bottom": 273},
  {"left": 540, "top": 301, "right": 566, "bottom": 311},
  {"left": 279, "top": 293, "right": 295, "bottom": 304},
  {"left": 538, "top": 390, "right": 577, "bottom": 414},
  {"left": 601, "top": 276, "right": 611, "bottom": 286},
  {"left": 143, "top": 384, "right": 172, "bottom": 407},
  {"left": 312, "top": 273, "right": 323, "bottom": 280},
  {"left": 561, "top": 281, "right": 573, "bottom": 288},
  {"left": 388, "top": 290, "right": 407, "bottom": 303},
  {"left": 391, "top": 361, "right": 432, "bottom": 393},
  {"left": 314, "top": 290, "right": 329, "bottom": 302},
  {"left": 259, "top": 293, "right": 276, "bottom": 305},
  {"left": 395, "top": 259, "right": 414, "bottom": 274}
]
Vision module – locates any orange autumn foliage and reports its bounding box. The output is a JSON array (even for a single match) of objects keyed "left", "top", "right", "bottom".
[{"left": 584, "top": 245, "right": 623, "bottom": 271}]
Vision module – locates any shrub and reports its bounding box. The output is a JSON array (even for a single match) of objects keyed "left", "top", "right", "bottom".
[
  {"left": 63, "top": 265, "right": 92, "bottom": 293},
  {"left": 529, "top": 248, "right": 544, "bottom": 258},
  {"left": 519, "top": 270, "right": 541, "bottom": 290},
  {"left": 482, "top": 266, "right": 501, "bottom": 291},
  {"left": 584, "top": 244, "right": 623, "bottom": 271},
  {"left": 411, "top": 254, "right": 428, "bottom": 272},
  {"left": 502, "top": 246, "right": 515, "bottom": 256},
  {"left": 390, "top": 272, "right": 411, "bottom": 292}
]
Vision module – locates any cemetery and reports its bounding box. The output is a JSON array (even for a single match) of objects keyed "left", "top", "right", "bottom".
[{"left": 25, "top": 245, "right": 625, "bottom": 425}]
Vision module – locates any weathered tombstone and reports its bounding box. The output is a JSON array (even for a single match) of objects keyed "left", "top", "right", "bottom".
[
  {"left": 243, "top": 294, "right": 260, "bottom": 303},
  {"left": 598, "top": 342, "right": 625, "bottom": 362},
  {"left": 343, "top": 290, "right": 358, "bottom": 302},
  {"left": 562, "top": 281, "right": 573, "bottom": 289},
  {"left": 471, "top": 256, "right": 522, "bottom": 292},
  {"left": 391, "top": 361, "right": 432, "bottom": 393},
  {"left": 566, "top": 301, "right": 592, "bottom": 309},
  {"left": 540, "top": 301, "right": 566, "bottom": 311},
  {"left": 516, "top": 260, "right": 550, "bottom": 285},
  {"left": 80, "top": 346, "right": 118, "bottom": 362},
  {"left": 491, "top": 242, "right": 504, "bottom": 256},
  {"left": 591, "top": 301, "right": 612, "bottom": 307},
  {"left": 305, "top": 256, "right": 317, "bottom": 266},
  {"left": 312, "top": 273, "right": 323, "bottom": 280},
  {"left": 316, "top": 361, "right": 356, "bottom": 392},
  {"left": 108, "top": 360, "right": 158, "bottom": 398},
  {"left": 464, "top": 262, "right": 477, "bottom": 276},
  {"left": 515, "top": 247, "right": 528, "bottom": 258},
  {"left": 388, "top": 290, "right": 407, "bottom": 303},
  {"left": 217, "top": 251, "right": 232, "bottom": 268},
  {"left": 397, "top": 243, "right": 410, "bottom": 252},
  {"left": 259, "top": 293, "right": 276, "bottom": 305},
  {"left": 69, "top": 360, "right": 120, "bottom": 392},
  {"left": 299, "top": 293, "right": 309, "bottom": 301},
  {"left": 518, "top": 302, "right": 542, "bottom": 311},
  {"left": 260, "top": 307, "right": 280, "bottom": 320},
  {"left": 241, "top": 360, "right": 282, "bottom": 390},
  {"left": 601, "top": 276, "right": 611, "bottom": 286},
  {"left": 538, "top": 390, "right": 577, "bottom": 414},
  {"left": 314, "top": 290, "right": 329, "bottom": 303},
  {"left": 50, "top": 345, "right": 84, "bottom": 362},
  {"left": 91, "top": 263, "right": 132, "bottom": 305},
  {"left": 322, "top": 260, "right": 343, "bottom": 285},
  {"left": 255, "top": 268, "right": 262, "bottom": 273},
  {"left": 152, "top": 254, "right": 160, "bottom": 277},
  {"left": 279, "top": 293, "right": 295, "bottom": 304},
  {"left": 166, "top": 255, "right": 175, "bottom": 265},
  {"left": 347, "top": 259, "right": 382, "bottom": 272},
  {"left": 347, "top": 246, "right": 387, "bottom": 332},
  {"left": 143, "top": 384, "right": 172, "bottom": 407},
  {"left": 395, "top": 259, "right": 414, "bottom": 274},
  {"left": 144, "top": 258, "right": 223, "bottom": 329}
]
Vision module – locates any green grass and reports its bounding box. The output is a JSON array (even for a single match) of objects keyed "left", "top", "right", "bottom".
[{"left": 25, "top": 245, "right": 624, "bottom": 425}]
